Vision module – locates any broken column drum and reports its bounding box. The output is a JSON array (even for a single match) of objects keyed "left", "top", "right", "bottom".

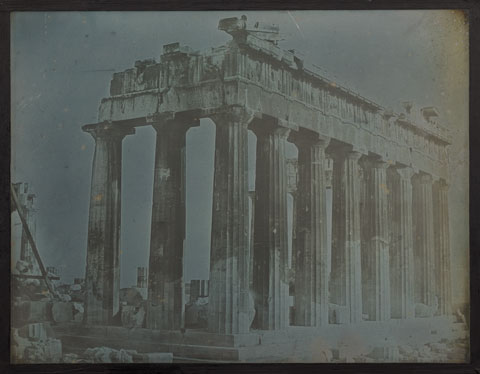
[{"left": 82, "top": 16, "right": 453, "bottom": 332}]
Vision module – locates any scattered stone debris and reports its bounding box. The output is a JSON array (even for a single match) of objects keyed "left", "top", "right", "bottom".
[
  {"left": 51, "top": 302, "right": 74, "bottom": 323},
  {"left": 328, "top": 303, "right": 349, "bottom": 324},
  {"left": 324, "top": 335, "right": 469, "bottom": 363},
  {"left": 136, "top": 352, "right": 173, "bottom": 363},
  {"left": 62, "top": 353, "right": 90, "bottom": 364},
  {"left": 11, "top": 256, "right": 87, "bottom": 363},
  {"left": 11, "top": 323, "right": 62, "bottom": 363},
  {"left": 10, "top": 248, "right": 470, "bottom": 364},
  {"left": 415, "top": 297, "right": 439, "bottom": 318},
  {"left": 84, "top": 346, "right": 134, "bottom": 363},
  {"left": 120, "top": 287, "right": 145, "bottom": 307},
  {"left": 72, "top": 302, "right": 84, "bottom": 322},
  {"left": 118, "top": 284, "right": 149, "bottom": 328},
  {"left": 16, "top": 260, "right": 32, "bottom": 274},
  {"left": 121, "top": 305, "right": 146, "bottom": 328},
  {"left": 185, "top": 297, "right": 208, "bottom": 328},
  {"left": 60, "top": 347, "right": 173, "bottom": 364},
  {"left": 55, "top": 279, "right": 85, "bottom": 303},
  {"left": 367, "top": 346, "right": 400, "bottom": 362}
]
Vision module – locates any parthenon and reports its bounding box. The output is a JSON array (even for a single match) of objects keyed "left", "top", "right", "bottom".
[{"left": 81, "top": 14, "right": 453, "bottom": 348}]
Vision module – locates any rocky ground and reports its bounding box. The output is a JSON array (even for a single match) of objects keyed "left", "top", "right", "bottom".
[
  {"left": 10, "top": 260, "right": 469, "bottom": 364},
  {"left": 333, "top": 337, "right": 470, "bottom": 363},
  {"left": 11, "top": 321, "right": 173, "bottom": 363}
]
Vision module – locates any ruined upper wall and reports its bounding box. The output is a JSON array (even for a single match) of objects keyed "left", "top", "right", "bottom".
[{"left": 97, "top": 16, "right": 450, "bottom": 179}]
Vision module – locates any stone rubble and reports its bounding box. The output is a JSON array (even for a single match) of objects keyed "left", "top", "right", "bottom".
[
  {"left": 185, "top": 296, "right": 208, "bottom": 328},
  {"left": 72, "top": 302, "right": 84, "bottom": 322},
  {"left": 120, "top": 305, "right": 146, "bottom": 328},
  {"left": 59, "top": 347, "right": 173, "bottom": 364},
  {"left": 324, "top": 335, "right": 469, "bottom": 363},
  {"left": 84, "top": 346, "right": 134, "bottom": 363},
  {"left": 11, "top": 324, "right": 62, "bottom": 363}
]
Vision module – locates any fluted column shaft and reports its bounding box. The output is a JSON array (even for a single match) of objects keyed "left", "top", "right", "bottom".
[
  {"left": 329, "top": 148, "right": 363, "bottom": 323},
  {"left": 249, "top": 191, "right": 256, "bottom": 291},
  {"left": 412, "top": 173, "right": 436, "bottom": 307},
  {"left": 388, "top": 167, "right": 415, "bottom": 319},
  {"left": 208, "top": 109, "right": 251, "bottom": 334},
  {"left": 361, "top": 159, "right": 390, "bottom": 321},
  {"left": 291, "top": 192, "right": 297, "bottom": 272},
  {"left": 83, "top": 123, "right": 134, "bottom": 325},
  {"left": 293, "top": 135, "right": 329, "bottom": 326},
  {"left": 146, "top": 121, "right": 188, "bottom": 330},
  {"left": 433, "top": 179, "right": 452, "bottom": 315},
  {"left": 252, "top": 124, "right": 290, "bottom": 330}
]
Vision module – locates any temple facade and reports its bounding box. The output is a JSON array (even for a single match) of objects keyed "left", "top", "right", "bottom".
[{"left": 82, "top": 16, "right": 452, "bottom": 334}]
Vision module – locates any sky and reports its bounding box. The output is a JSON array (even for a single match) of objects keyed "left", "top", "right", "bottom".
[{"left": 11, "top": 10, "right": 469, "bottom": 304}]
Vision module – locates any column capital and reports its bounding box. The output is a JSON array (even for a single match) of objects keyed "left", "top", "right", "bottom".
[
  {"left": 395, "top": 166, "right": 415, "bottom": 181},
  {"left": 346, "top": 150, "right": 363, "bottom": 161},
  {"left": 152, "top": 120, "right": 196, "bottom": 135},
  {"left": 274, "top": 127, "right": 291, "bottom": 139},
  {"left": 415, "top": 172, "right": 433, "bottom": 184},
  {"left": 289, "top": 129, "right": 330, "bottom": 149},
  {"left": 249, "top": 115, "right": 291, "bottom": 139},
  {"left": 208, "top": 106, "right": 255, "bottom": 128},
  {"left": 326, "top": 143, "right": 364, "bottom": 161},
  {"left": 439, "top": 178, "right": 449, "bottom": 188},
  {"left": 83, "top": 122, "right": 135, "bottom": 140},
  {"left": 433, "top": 177, "right": 449, "bottom": 189},
  {"left": 359, "top": 156, "right": 389, "bottom": 170},
  {"left": 147, "top": 111, "right": 201, "bottom": 130},
  {"left": 432, "top": 174, "right": 449, "bottom": 186}
]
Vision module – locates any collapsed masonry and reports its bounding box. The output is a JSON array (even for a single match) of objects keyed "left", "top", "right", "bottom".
[
  {"left": 10, "top": 183, "right": 173, "bottom": 363},
  {"left": 11, "top": 245, "right": 174, "bottom": 363}
]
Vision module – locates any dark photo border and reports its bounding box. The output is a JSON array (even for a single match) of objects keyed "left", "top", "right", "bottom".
[{"left": 1, "top": 1, "right": 478, "bottom": 373}]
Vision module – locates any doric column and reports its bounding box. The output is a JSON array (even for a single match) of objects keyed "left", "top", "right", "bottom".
[
  {"left": 433, "top": 179, "right": 452, "bottom": 315},
  {"left": 290, "top": 192, "right": 297, "bottom": 272},
  {"left": 251, "top": 120, "right": 290, "bottom": 330},
  {"left": 360, "top": 158, "right": 390, "bottom": 321},
  {"left": 388, "top": 166, "right": 415, "bottom": 319},
  {"left": 291, "top": 132, "right": 330, "bottom": 326},
  {"left": 412, "top": 173, "right": 436, "bottom": 308},
  {"left": 249, "top": 191, "right": 256, "bottom": 291},
  {"left": 329, "top": 147, "right": 363, "bottom": 323},
  {"left": 289, "top": 191, "right": 297, "bottom": 325},
  {"left": 208, "top": 108, "right": 252, "bottom": 334},
  {"left": 146, "top": 120, "right": 190, "bottom": 330},
  {"left": 83, "top": 123, "right": 135, "bottom": 325}
]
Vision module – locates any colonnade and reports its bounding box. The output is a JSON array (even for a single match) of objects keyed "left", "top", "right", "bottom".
[{"left": 82, "top": 111, "right": 452, "bottom": 334}]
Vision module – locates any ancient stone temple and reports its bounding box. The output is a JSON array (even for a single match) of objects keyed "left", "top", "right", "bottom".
[{"left": 81, "top": 15, "right": 452, "bottom": 340}]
